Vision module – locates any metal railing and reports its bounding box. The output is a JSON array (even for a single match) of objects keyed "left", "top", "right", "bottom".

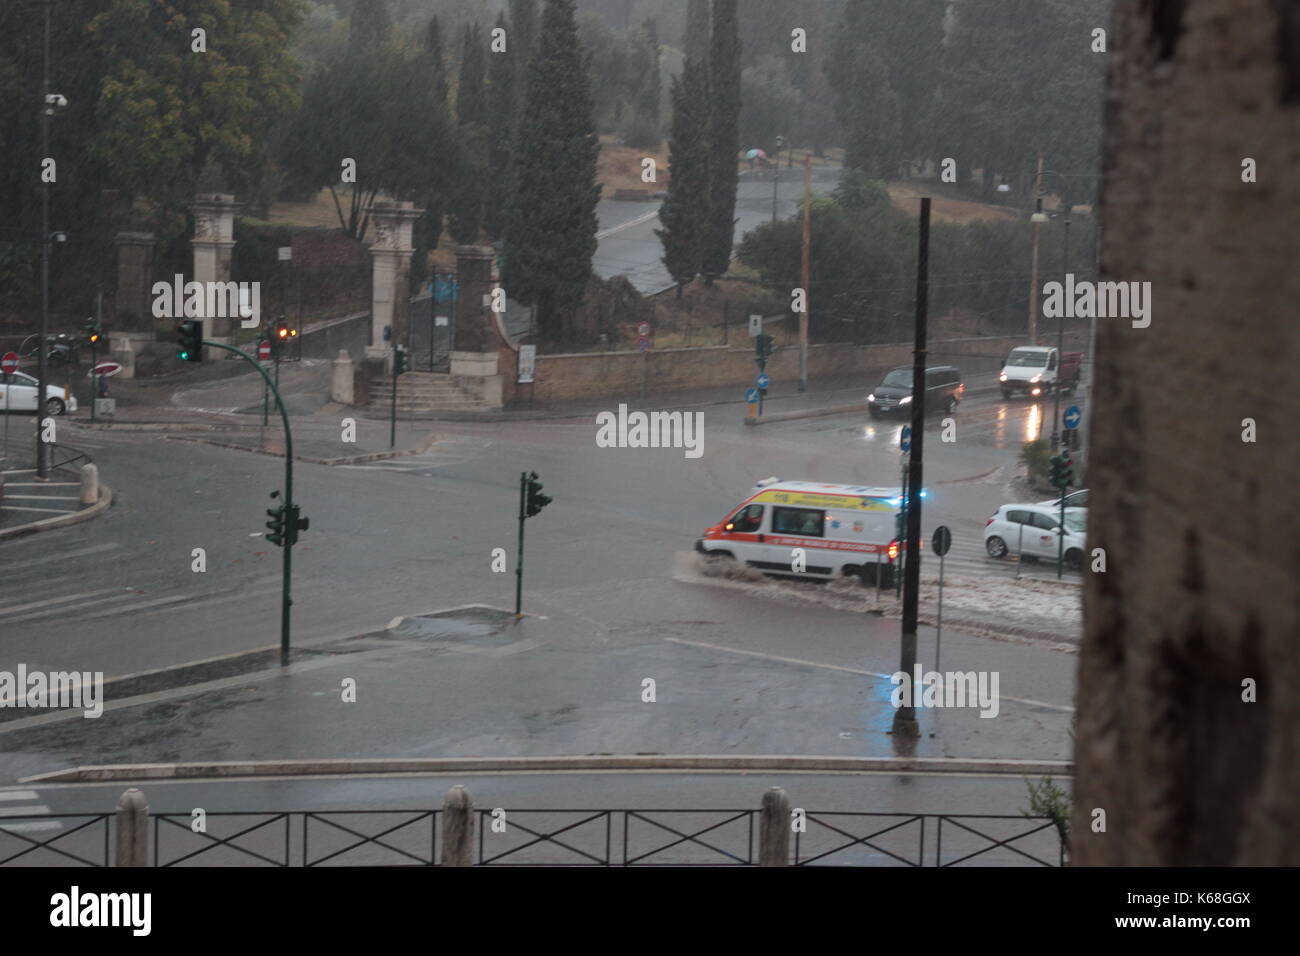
[{"left": 0, "top": 785, "right": 1069, "bottom": 867}]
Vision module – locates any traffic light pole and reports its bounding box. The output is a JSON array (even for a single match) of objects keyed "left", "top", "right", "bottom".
[
  {"left": 202, "top": 341, "right": 297, "bottom": 666},
  {"left": 390, "top": 352, "right": 399, "bottom": 449},
  {"left": 515, "top": 471, "right": 526, "bottom": 618}
]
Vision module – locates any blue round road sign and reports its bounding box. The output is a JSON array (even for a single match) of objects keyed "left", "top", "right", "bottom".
[
  {"left": 900, "top": 425, "right": 912, "bottom": 453},
  {"left": 745, "top": 388, "right": 760, "bottom": 404},
  {"left": 1064, "top": 405, "right": 1082, "bottom": 430},
  {"left": 757, "top": 372, "right": 770, "bottom": 390}
]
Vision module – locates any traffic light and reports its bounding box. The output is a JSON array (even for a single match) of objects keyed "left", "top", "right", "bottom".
[
  {"left": 266, "top": 495, "right": 308, "bottom": 548},
  {"left": 755, "top": 332, "right": 775, "bottom": 363},
  {"left": 393, "top": 345, "right": 408, "bottom": 376},
  {"left": 525, "top": 471, "right": 551, "bottom": 518},
  {"left": 176, "top": 320, "right": 203, "bottom": 362},
  {"left": 84, "top": 316, "right": 102, "bottom": 345},
  {"left": 265, "top": 503, "right": 286, "bottom": 547},
  {"left": 1059, "top": 449, "right": 1074, "bottom": 489}
]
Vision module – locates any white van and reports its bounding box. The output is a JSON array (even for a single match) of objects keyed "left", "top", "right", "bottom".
[{"left": 694, "top": 478, "right": 904, "bottom": 587}]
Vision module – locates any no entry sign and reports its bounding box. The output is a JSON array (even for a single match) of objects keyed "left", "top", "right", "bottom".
[{"left": 1, "top": 352, "right": 17, "bottom": 375}]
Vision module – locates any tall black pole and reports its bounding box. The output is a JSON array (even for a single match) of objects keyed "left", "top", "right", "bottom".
[
  {"left": 894, "top": 197, "right": 930, "bottom": 737},
  {"left": 36, "top": 0, "right": 52, "bottom": 478},
  {"left": 515, "top": 472, "right": 526, "bottom": 617},
  {"left": 1051, "top": 188, "right": 1071, "bottom": 450}
]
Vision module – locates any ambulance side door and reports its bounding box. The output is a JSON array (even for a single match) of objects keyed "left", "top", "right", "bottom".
[{"left": 721, "top": 502, "right": 768, "bottom": 565}]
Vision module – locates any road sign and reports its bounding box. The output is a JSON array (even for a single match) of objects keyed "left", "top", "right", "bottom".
[
  {"left": 745, "top": 387, "right": 760, "bottom": 404},
  {"left": 277, "top": 246, "right": 292, "bottom": 262},
  {"left": 258, "top": 340, "right": 271, "bottom": 361},
  {"left": 932, "top": 525, "right": 952, "bottom": 557},
  {"left": 1064, "top": 405, "right": 1082, "bottom": 430},
  {"left": 1, "top": 352, "right": 17, "bottom": 375},
  {"left": 900, "top": 425, "right": 912, "bottom": 454},
  {"left": 90, "top": 361, "right": 122, "bottom": 378},
  {"left": 518, "top": 345, "right": 536, "bottom": 384},
  {"left": 748, "top": 314, "right": 763, "bottom": 337},
  {"left": 756, "top": 372, "right": 770, "bottom": 390}
]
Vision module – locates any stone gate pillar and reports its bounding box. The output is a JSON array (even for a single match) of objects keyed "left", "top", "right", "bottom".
[
  {"left": 450, "top": 244, "right": 503, "bottom": 407},
  {"left": 191, "top": 194, "right": 241, "bottom": 346},
  {"left": 366, "top": 200, "right": 423, "bottom": 360}
]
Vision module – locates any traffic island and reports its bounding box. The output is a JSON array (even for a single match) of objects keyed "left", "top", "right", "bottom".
[{"left": 0, "top": 461, "right": 113, "bottom": 540}]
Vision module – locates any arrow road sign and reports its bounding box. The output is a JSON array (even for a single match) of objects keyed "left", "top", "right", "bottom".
[
  {"left": 900, "top": 425, "right": 912, "bottom": 454},
  {"left": 1064, "top": 405, "right": 1082, "bottom": 430},
  {"left": 745, "top": 388, "right": 760, "bottom": 404},
  {"left": 757, "top": 372, "right": 770, "bottom": 390}
]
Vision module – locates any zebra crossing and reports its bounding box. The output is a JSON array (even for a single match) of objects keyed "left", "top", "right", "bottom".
[
  {"left": 915, "top": 525, "right": 1080, "bottom": 581},
  {"left": 0, "top": 790, "right": 58, "bottom": 836},
  {"left": 335, "top": 440, "right": 480, "bottom": 474}
]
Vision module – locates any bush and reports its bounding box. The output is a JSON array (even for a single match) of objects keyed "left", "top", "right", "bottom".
[{"left": 1020, "top": 438, "right": 1053, "bottom": 490}]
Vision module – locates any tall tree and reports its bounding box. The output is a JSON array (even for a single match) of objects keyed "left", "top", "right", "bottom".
[
  {"left": 484, "top": 9, "right": 516, "bottom": 240},
  {"left": 701, "top": 0, "right": 741, "bottom": 282},
  {"left": 348, "top": 0, "right": 392, "bottom": 53},
  {"left": 624, "top": 18, "right": 662, "bottom": 148},
  {"left": 509, "top": 0, "right": 539, "bottom": 67},
  {"left": 656, "top": 55, "right": 711, "bottom": 295},
  {"left": 502, "top": 0, "right": 601, "bottom": 344},
  {"left": 837, "top": 43, "right": 900, "bottom": 179},
  {"left": 449, "top": 23, "right": 488, "bottom": 243},
  {"left": 682, "top": 0, "right": 710, "bottom": 65},
  {"left": 424, "top": 15, "right": 449, "bottom": 104}
]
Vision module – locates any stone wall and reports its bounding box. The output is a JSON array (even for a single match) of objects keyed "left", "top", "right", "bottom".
[
  {"left": 1072, "top": 0, "right": 1300, "bottom": 865},
  {"left": 528, "top": 331, "right": 1089, "bottom": 404}
]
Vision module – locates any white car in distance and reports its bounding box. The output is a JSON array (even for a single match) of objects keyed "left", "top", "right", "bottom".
[
  {"left": 984, "top": 504, "right": 1087, "bottom": 570},
  {"left": 0, "top": 371, "right": 77, "bottom": 416}
]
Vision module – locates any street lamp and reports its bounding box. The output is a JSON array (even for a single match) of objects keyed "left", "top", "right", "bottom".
[{"left": 771, "top": 134, "right": 785, "bottom": 224}]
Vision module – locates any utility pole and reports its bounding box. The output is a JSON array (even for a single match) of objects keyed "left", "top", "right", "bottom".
[
  {"left": 1027, "top": 151, "right": 1045, "bottom": 346},
  {"left": 798, "top": 155, "right": 811, "bottom": 393},
  {"left": 36, "top": 0, "right": 53, "bottom": 479},
  {"left": 771, "top": 135, "right": 784, "bottom": 224},
  {"left": 893, "top": 197, "right": 931, "bottom": 738},
  {"left": 1050, "top": 190, "right": 1071, "bottom": 450}
]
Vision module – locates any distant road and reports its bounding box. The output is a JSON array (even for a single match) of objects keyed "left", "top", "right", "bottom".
[{"left": 593, "top": 163, "right": 844, "bottom": 294}]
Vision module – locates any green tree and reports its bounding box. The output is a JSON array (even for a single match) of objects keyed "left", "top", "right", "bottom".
[
  {"left": 455, "top": 22, "right": 487, "bottom": 125},
  {"left": 282, "top": 48, "right": 459, "bottom": 241},
  {"left": 837, "top": 43, "right": 900, "bottom": 179},
  {"left": 624, "top": 18, "right": 662, "bottom": 148},
  {"left": 450, "top": 22, "right": 487, "bottom": 242},
  {"left": 348, "top": 0, "right": 392, "bottom": 53},
  {"left": 424, "top": 15, "right": 449, "bottom": 104},
  {"left": 701, "top": 0, "right": 740, "bottom": 282},
  {"left": 484, "top": 9, "right": 517, "bottom": 240},
  {"left": 682, "top": 0, "right": 710, "bottom": 65},
  {"left": 501, "top": 0, "right": 601, "bottom": 344},
  {"left": 740, "top": 55, "right": 799, "bottom": 157},
  {"left": 656, "top": 55, "right": 711, "bottom": 295}
]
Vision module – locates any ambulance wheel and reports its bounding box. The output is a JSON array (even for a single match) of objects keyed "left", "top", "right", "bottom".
[
  {"left": 986, "top": 536, "right": 1008, "bottom": 559},
  {"left": 702, "top": 550, "right": 737, "bottom": 571}
]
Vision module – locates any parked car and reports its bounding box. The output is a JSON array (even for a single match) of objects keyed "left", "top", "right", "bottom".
[
  {"left": 1037, "top": 488, "right": 1088, "bottom": 509},
  {"left": 984, "top": 503, "right": 1087, "bottom": 570},
  {"left": 868, "top": 365, "right": 964, "bottom": 417},
  {"left": 0, "top": 371, "right": 77, "bottom": 416},
  {"left": 998, "top": 347, "right": 1081, "bottom": 399}
]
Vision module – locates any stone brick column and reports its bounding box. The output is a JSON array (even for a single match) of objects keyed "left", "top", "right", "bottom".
[
  {"left": 450, "top": 244, "right": 503, "bottom": 407},
  {"left": 365, "top": 200, "right": 423, "bottom": 360},
  {"left": 113, "top": 232, "right": 155, "bottom": 333},
  {"left": 191, "top": 194, "right": 241, "bottom": 345}
]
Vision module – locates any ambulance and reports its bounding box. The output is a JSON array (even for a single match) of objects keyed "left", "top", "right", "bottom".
[{"left": 694, "top": 478, "right": 905, "bottom": 587}]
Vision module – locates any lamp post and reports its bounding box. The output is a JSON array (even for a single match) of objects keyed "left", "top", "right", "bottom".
[
  {"left": 36, "top": 0, "right": 55, "bottom": 479},
  {"left": 771, "top": 134, "right": 785, "bottom": 224}
]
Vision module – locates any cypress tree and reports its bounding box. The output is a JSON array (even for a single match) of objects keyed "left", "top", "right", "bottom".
[
  {"left": 683, "top": 0, "right": 710, "bottom": 66},
  {"left": 348, "top": 0, "right": 391, "bottom": 54},
  {"left": 424, "top": 15, "right": 449, "bottom": 104},
  {"left": 625, "top": 18, "right": 662, "bottom": 149},
  {"left": 450, "top": 23, "right": 488, "bottom": 244},
  {"left": 656, "top": 55, "right": 711, "bottom": 296},
  {"left": 484, "top": 9, "right": 516, "bottom": 240},
  {"left": 502, "top": 0, "right": 601, "bottom": 344},
  {"left": 701, "top": 0, "right": 741, "bottom": 282}
]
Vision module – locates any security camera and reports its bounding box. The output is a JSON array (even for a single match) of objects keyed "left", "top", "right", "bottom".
[{"left": 45, "top": 93, "right": 67, "bottom": 108}]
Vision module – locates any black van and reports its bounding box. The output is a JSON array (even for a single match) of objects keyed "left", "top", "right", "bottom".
[{"left": 867, "top": 365, "right": 964, "bottom": 418}]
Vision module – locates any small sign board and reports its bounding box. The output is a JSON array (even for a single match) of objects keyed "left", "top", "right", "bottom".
[
  {"left": 1, "top": 352, "right": 18, "bottom": 375},
  {"left": 900, "top": 425, "right": 912, "bottom": 454},
  {"left": 1064, "top": 405, "right": 1082, "bottom": 430},
  {"left": 435, "top": 315, "right": 449, "bottom": 327},
  {"left": 277, "top": 246, "right": 292, "bottom": 261},
  {"left": 90, "top": 361, "right": 123, "bottom": 378},
  {"left": 932, "top": 525, "right": 952, "bottom": 557},
  {"left": 749, "top": 315, "right": 763, "bottom": 337},
  {"left": 93, "top": 398, "right": 116, "bottom": 417},
  {"left": 518, "top": 345, "right": 536, "bottom": 384},
  {"left": 637, "top": 322, "right": 651, "bottom": 338},
  {"left": 745, "top": 387, "right": 760, "bottom": 404},
  {"left": 757, "top": 372, "right": 770, "bottom": 390}
]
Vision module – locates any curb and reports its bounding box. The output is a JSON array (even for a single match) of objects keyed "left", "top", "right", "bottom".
[
  {"left": 23, "top": 754, "right": 1075, "bottom": 784},
  {"left": 167, "top": 430, "right": 440, "bottom": 465},
  {"left": 67, "top": 421, "right": 250, "bottom": 433},
  {"left": 745, "top": 401, "right": 870, "bottom": 426},
  {"left": 0, "top": 481, "right": 113, "bottom": 541}
]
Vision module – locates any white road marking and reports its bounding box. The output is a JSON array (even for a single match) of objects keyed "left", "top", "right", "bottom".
[
  {"left": 0, "top": 791, "right": 38, "bottom": 801},
  {"left": 0, "top": 805, "right": 51, "bottom": 816},
  {"left": 0, "top": 586, "right": 125, "bottom": 615}
]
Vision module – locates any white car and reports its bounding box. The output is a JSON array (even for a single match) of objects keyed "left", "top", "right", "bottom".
[
  {"left": 1037, "top": 488, "right": 1088, "bottom": 509},
  {"left": 984, "top": 503, "right": 1086, "bottom": 570},
  {"left": 0, "top": 371, "right": 77, "bottom": 416}
]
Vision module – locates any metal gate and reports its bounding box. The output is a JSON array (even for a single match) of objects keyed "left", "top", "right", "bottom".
[{"left": 409, "top": 273, "right": 456, "bottom": 372}]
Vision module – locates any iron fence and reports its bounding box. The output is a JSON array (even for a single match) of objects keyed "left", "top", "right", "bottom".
[{"left": 1, "top": 806, "right": 1066, "bottom": 867}]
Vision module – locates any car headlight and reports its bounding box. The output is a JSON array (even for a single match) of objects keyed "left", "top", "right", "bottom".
[
  {"left": 899, "top": 396, "right": 912, "bottom": 404},
  {"left": 867, "top": 393, "right": 875, "bottom": 403},
  {"left": 1030, "top": 374, "right": 1041, "bottom": 383},
  {"left": 999, "top": 372, "right": 1007, "bottom": 382}
]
